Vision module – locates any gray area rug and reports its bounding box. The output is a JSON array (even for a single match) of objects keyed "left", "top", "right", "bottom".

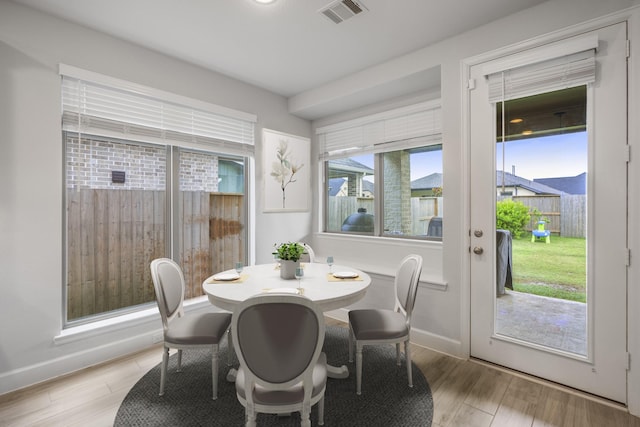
[{"left": 115, "top": 325, "right": 433, "bottom": 426}]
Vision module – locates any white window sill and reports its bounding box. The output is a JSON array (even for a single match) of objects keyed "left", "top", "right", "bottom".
[{"left": 54, "top": 296, "right": 211, "bottom": 345}]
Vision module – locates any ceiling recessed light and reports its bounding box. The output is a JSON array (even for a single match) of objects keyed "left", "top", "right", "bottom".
[
  {"left": 509, "top": 118, "right": 524, "bottom": 124},
  {"left": 521, "top": 130, "right": 533, "bottom": 135},
  {"left": 254, "top": 0, "right": 277, "bottom": 4}
]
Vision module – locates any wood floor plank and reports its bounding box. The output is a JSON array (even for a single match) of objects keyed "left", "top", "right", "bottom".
[
  {"left": 491, "top": 377, "right": 542, "bottom": 427},
  {"left": 532, "top": 386, "right": 572, "bottom": 427},
  {"left": 32, "top": 388, "right": 128, "bottom": 427},
  {"left": 463, "top": 363, "right": 512, "bottom": 415},
  {"left": 0, "top": 391, "right": 52, "bottom": 426},
  {"left": 418, "top": 349, "right": 465, "bottom": 394},
  {"left": 432, "top": 359, "right": 484, "bottom": 426},
  {"left": 447, "top": 402, "right": 493, "bottom": 427}
]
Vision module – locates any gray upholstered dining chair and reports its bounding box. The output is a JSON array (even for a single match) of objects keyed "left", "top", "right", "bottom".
[
  {"left": 348, "top": 254, "right": 423, "bottom": 395},
  {"left": 232, "top": 293, "right": 327, "bottom": 427},
  {"left": 150, "top": 258, "right": 232, "bottom": 400}
]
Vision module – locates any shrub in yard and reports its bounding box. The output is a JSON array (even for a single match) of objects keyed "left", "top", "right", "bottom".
[{"left": 496, "top": 199, "right": 531, "bottom": 238}]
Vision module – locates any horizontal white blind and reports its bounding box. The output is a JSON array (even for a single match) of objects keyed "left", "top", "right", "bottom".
[
  {"left": 61, "top": 75, "right": 255, "bottom": 154},
  {"left": 487, "top": 50, "right": 595, "bottom": 103},
  {"left": 317, "top": 101, "right": 441, "bottom": 160}
]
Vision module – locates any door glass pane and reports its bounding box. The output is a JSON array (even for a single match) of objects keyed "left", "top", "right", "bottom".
[
  {"left": 495, "top": 86, "right": 588, "bottom": 356},
  {"left": 178, "top": 149, "right": 245, "bottom": 299}
]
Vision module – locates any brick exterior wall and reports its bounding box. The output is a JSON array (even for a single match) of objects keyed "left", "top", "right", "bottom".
[
  {"left": 383, "top": 150, "right": 411, "bottom": 234},
  {"left": 65, "top": 134, "right": 219, "bottom": 191},
  {"left": 179, "top": 151, "right": 219, "bottom": 192}
]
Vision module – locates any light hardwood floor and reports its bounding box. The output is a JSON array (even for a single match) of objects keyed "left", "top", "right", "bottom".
[{"left": 1, "top": 320, "right": 639, "bottom": 427}]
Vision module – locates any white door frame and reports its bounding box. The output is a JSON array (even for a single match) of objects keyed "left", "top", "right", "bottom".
[{"left": 461, "top": 10, "right": 638, "bottom": 410}]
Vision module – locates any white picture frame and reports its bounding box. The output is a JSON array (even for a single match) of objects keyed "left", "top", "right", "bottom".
[{"left": 262, "top": 129, "right": 310, "bottom": 212}]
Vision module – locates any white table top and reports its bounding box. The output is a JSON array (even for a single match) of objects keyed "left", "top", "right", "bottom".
[{"left": 202, "top": 262, "right": 371, "bottom": 312}]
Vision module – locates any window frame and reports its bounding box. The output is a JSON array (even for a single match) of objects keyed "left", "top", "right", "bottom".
[
  {"left": 318, "top": 101, "right": 443, "bottom": 241},
  {"left": 323, "top": 140, "right": 443, "bottom": 241},
  {"left": 61, "top": 66, "right": 255, "bottom": 327}
]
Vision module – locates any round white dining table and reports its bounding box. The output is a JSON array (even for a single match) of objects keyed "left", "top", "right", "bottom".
[{"left": 202, "top": 262, "right": 371, "bottom": 379}]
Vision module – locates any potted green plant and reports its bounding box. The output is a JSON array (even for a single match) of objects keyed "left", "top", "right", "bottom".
[{"left": 273, "top": 242, "right": 306, "bottom": 279}]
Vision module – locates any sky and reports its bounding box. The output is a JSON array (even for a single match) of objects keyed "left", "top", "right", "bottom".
[
  {"left": 497, "top": 131, "right": 587, "bottom": 181},
  {"left": 350, "top": 131, "right": 587, "bottom": 183}
]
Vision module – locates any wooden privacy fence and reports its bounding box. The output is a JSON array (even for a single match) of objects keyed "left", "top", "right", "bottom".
[
  {"left": 67, "top": 189, "right": 243, "bottom": 320},
  {"left": 501, "top": 194, "right": 586, "bottom": 238},
  {"left": 327, "top": 197, "right": 375, "bottom": 231},
  {"left": 411, "top": 197, "right": 442, "bottom": 235},
  {"left": 180, "top": 191, "right": 244, "bottom": 300}
]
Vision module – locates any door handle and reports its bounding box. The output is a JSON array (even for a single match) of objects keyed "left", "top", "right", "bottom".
[
  {"left": 474, "top": 230, "right": 483, "bottom": 237},
  {"left": 473, "top": 247, "right": 484, "bottom": 255}
]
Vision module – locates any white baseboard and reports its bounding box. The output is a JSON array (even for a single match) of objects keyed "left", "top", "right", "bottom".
[
  {"left": 0, "top": 332, "right": 158, "bottom": 396},
  {"left": 0, "top": 298, "right": 221, "bottom": 396}
]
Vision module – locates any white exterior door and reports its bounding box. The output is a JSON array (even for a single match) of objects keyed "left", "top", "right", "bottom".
[{"left": 469, "top": 23, "right": 628, "bottom": 403}]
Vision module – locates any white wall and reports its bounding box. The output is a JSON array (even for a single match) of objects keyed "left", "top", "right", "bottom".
[{"left": 0, "top": 1, "right": 311, "bottom": 394}]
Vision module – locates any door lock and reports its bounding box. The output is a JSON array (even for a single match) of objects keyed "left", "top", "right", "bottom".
[
  {"left": 474, "top": 230, "right": 483, "bottom": 237},
  {"left": 473, "top": 247, "right": 484, "bottom": 255}
]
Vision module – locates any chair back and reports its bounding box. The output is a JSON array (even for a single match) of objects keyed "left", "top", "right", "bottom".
[
  {"left": 394, "top": 254, "right": 423, "bottom": 324},
  {"left": 150, "top": 258, "right": 185, "bottom": 331},
  {"left": 232, "top": 293, "right": 325, "bottom": 393},
  {"left": 298, "top": 242, "right": 316, "bottom": 263}
]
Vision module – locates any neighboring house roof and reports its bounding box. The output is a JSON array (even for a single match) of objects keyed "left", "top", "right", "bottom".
[
  {"left": 328, "top": 177, "right": 374, "bottom": 196},
  {"left": 497, "top": 171, "right": 563, "bottom": 195},
  {"left": 328, "top": 158, "right": 374, "bottom": 175},
  {"left": 411, "top": 172, "right": 442, "bottom": 190},
  {"left": 534, "top": 172, "right": 586, "bottom": 195},
  {"left": 410, "top": 171, "right": 560, "bottom": 195},
  {"left": 328, "top": 178, "right": 345, "bottom": 196}
]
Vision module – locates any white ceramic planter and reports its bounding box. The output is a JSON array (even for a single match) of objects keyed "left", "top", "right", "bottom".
[{"left": 280, "top": 260, "right": 299, "bottom": 280}]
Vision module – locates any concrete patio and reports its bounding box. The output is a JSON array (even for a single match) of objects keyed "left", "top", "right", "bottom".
[{"left": 495, "top": 290, "right": 587, "bottom": 355}]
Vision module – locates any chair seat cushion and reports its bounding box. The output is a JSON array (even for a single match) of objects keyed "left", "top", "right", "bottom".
[
  {"left": 165, "top": 312, "right": 231, "bottom": 346},
  {"left": 235, "top": 353, "right": 327, "bottom": 405},
  {"left": 349, "top": 309, "right": 408, "bottom": 340}
]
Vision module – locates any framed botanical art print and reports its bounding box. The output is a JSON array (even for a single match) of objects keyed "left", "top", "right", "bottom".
[{"left": 263, "top": 128, "right": 310, "bottom": 212}]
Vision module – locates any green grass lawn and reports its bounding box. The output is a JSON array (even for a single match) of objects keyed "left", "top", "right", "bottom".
[{"left": 511, "top": 235, "right": 586, "bottom": 302}]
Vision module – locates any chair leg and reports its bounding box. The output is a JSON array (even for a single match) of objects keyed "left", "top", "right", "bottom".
[
  {"left": 405, "top": 340, "right": 413, "bottom": 388},
  {"left": 159, "top": 345, "right": 169, "bottom": 396},
  {"left": 348, "top": 325, "right": 354, "bottom": 363},
  {"left": 212, "top": 345, "right": 219, "bottom": 400},
  {"left": 227, "top": 328, "right": 233, "bottom": 367},
  {"left": 318, "top": 396, "right": 325, "bottom": 425},
  {"left": 301, "top": 402, "right": 311, "bottom": 427},
  {"left": 177, "top": 349, "right": 183, "bottom": 372},
  {"left": 396, "top": 342, "right": 401, "bottom": 366},
  {"left": 245, "top": 406, "right": 256, "bottom": 427},
  {"left": 356, "top": 343, "right": 363, "bottom": 395}
]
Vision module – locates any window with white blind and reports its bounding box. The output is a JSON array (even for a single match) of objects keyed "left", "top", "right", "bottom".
[
  {"left": 318, "top": 101, "right": 443, "bottom": 240},
  {"left": 61, "top": 65, "right": 255, "bottom": 325}
]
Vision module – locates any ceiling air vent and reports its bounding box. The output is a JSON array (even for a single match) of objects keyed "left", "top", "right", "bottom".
[{"left": 319, "top": 0, "right": 368, "bottom": 24}]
